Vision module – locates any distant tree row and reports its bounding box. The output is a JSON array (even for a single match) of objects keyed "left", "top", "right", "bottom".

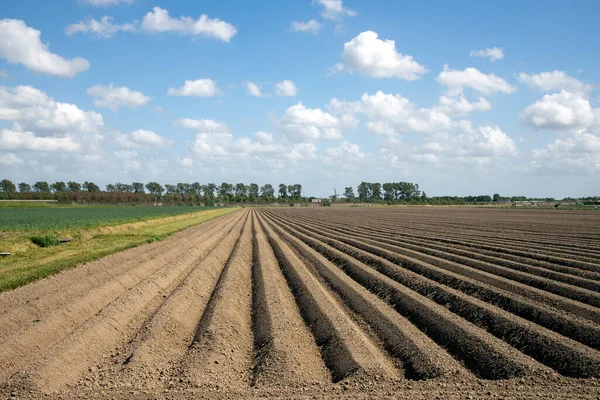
[
  {"left": 341, "top": 182, "right": 425, "bottom": 202},
  {"left": 0, "top": 179, "right": 302, "bottom": 204}
]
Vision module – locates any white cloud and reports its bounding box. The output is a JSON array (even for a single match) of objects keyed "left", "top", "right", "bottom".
[
  {"left": 114, "top": 149, "right": 137, "bottom": 158},
  {"left": 0, "top": 129, "right": 81, "bottom": 152},
  {"left": 521, "top": 90, "right": 594, "bottom": 131},
  {"left": 290, "top": 20, "right": 322, "bottom": 34},
  {"left": 324, "top": 140, "right": 365, "bottom": 160},
  {"left": 167, "top": 79, "right": 222, "bottom": 97},
  {"left": 0, "top": 85, "right": 104, "bottom": 135},
  {"left": 244, "top": 82, "right": 265, "bottom": 97},
  {"left": 0, "top": 152, "right": 23, "bottom": 165},
  {"left": 437, "top": 65, "right": 516, "bottom": 95},
  {"left": 317, "top": 0, "right": 357, "bottom": 20},
  {"left": 532, "top": 132, "right": 600, "bottom": 173},
  {"left": 87, "top": 84, "right": 151, "bottom": 112},
  {"left": 0, "top": 19, "right": 90, "bottom": 78},
  {"left": 434, "top": 95, "right": 491, "bottom": 116},
  {"left": 470, "top": 47, "right": 504, "bottom": 62},
  {"left": 275, "top": 80, "right": 298, "bottom": 96},
  {"left": 329, "top": 91, "right": 453, "bottom": 136},
  {"left": 278, "top": 102, "right": 345, "bottom": 141},
  {"left": 80, "top": 0, "right": 134, "bottom": 6},
  {"left": 334, "top": 31, "right": 428, "bottom": 80},
  {"left": 141, "top": 7, "right": 237, "bottom": 42},
  {"left": 517, "top": 71, "right": 592, "bottom": 94},
  {"left": 65, "top": 16, "right": 136, "bottom": 38},
  {"left": 178, "top": 157, "right": 193, "bottom": 168},
  {"left": 115, "top": 129, "right": 173, "bottom": 148},
  {"left": 175, "top": 118, "right": 229, "bottom": 132}
]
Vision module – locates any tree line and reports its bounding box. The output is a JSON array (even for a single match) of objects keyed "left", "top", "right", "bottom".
[
  {"left": 0, "top": 178, "right": 588, "bottom": 205},
  {"left": 0, "top": 179, "right": 302, "bottom": 204}
]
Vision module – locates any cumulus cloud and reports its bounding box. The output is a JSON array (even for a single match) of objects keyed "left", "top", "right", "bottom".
[
  {"left": 470, "top": 47, "right": 504, "bottom": 62},
  {"left": 517, "top": 71, "right": 592, "bottom": 95},
  {"left": 329, "top": 91, "right": 453, "bottom": 136},
  {"left": 175, "top": 118, "right": 229, "bottom": 132},
  {"left": 334, "top": 31, "right": 427, "bottom": 80},
  {"left": 115, "top": 129, "right": 174, "bottom": 148},
  {"left": 0, "top": 19, "right": 90, "bottom": 78},
  {"left": 324, "top": 140, "right": 365, "bottom": 162},
  {"left": 290, "top": 19, "right": 322, "bottom": 34},
  {"left": 178, "top": 157, "right": 194, "bottom": 168},
  {"left": 190, "top": 123, "right": 317, "bottom": 169},
  {"left": 521, "top": 90, "right": 594, "bottom": 131},
  {"left": 437, "top": 65, "right": 516, "bottom": 95},
  {"left": 80, "top": 0, "right": 134, "bottom": 6},
  {"left": 0, "top": 129, "right": 81, "bottom": 152},
  {"left": 141, "top": 7, "right": 237, "bottom": 42},
  {"left": 87, "top": 84, "right": 151, "bottom": 112},
  {"left": 65, "top": 16, "right": 136, "bottom": 38},
  {"left": 0, "top": 85, "right": 104, "bottom": 135},
  {"left": 275, "top": 80, "right": 298, "bottom": 96},
  {"left": 168, "top": 79, "right": 222, "bottom": 97},
  {"left": 532, "top": 132, "right": 600, "bottom": 173},
  {"left": 434, "top": 95, "right": 491, "bottom": 116},
  {"left": 0, "top": 152, "right": 23, "bottom": 165},
  {"left": 316, "top": 0, "right": 357, "bottom": 20},
  {"left": 244, "top": 82, "right": 265, "bottom": 97},
  {"left": 277, "top": 102, "right": 346, "bottom": 141}
]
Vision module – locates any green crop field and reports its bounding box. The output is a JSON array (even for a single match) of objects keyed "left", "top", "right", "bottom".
[{"left": 0, "top": 205, "right": 221, "bottom": 231}]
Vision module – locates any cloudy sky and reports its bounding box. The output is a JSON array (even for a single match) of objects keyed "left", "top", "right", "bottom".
[{"left": 0, "top": 0, "right": 598, "bottom": 198}]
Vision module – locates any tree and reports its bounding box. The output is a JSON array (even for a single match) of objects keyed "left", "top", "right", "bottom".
[
  {"left": 115, "top": 183, "right": 133, "bottom": 193},
  {"left": 33, "top": 181, "right": 50, "bottom": 193},
  {"left": 18, "top": 182, "right": 31, "bottom": 193},
  {"left": 105, "top": 184, "right": 116, "bottom": 193},
  {"left": 164, "top": 184, "right": 178, "bottom": 195},
  {"left": 132, "top": 182, "right": 145, "bottom": 194},
  {"left": 145, "top": 182, "right": 164, "bottom": 198},
  {"left": 219, "top": 183, "right": 234, "bottom": 202},
  {"left": 343, "top": 187, "right": 355, "bottom": 201},
  {"left": 51, "top": 181, "right": 67, "bottom": 193},
  {"left": 260, "top": 184, "right": 275, "bottom": 199},
  {"left": 493, "top": 193, "right": 501, "bottom": 202},
  {"left": 288, "top": 184, "right": 302, "bottom": 199},
  {"left": 248, "top": 183, "right": 259, "bottom": 201},
  {"left": 357, "top": 182, "right": 370, "bottom": 202},
  {"left": 67, "top": 181, "right": 81, "bottom": 192},
  {"left": 0, "top": 179, "right": 16, "bottom": 192},
  {"left": 235, "top": 183, "right": 248, "bottom": 201},
  {"left": 83, "top": 181, "right": 100, "bottom": 192},
  {"left": 278, "top": 184, "right": 287, "bottom": 199},
  {"left": 371, "top": 183, "right": 382, "bottom": 201},
  {"left": 382, "top": 183, "right": 394, "bottom": 201}
]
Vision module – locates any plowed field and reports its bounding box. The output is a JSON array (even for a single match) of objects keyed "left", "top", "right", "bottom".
[{"left": 1, "top": 207, "right": 600, "bottom": 399}]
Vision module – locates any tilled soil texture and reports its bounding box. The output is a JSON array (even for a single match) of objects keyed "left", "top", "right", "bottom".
[{"left": 1, "top": 207, "right": 600, "bottom": 399}]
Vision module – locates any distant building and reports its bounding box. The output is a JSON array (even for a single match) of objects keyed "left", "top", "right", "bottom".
[{"left": 311, "top": 198, "right": 322, "bottom": 203}]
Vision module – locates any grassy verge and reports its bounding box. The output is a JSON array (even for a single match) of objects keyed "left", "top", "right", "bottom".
[{"left": 0, "top": 207, "right": 237, "bottom": 293}]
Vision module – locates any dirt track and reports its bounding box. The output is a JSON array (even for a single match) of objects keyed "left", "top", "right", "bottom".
[{"left": 1, "top": 207, "right": 600, "bottom": 399}]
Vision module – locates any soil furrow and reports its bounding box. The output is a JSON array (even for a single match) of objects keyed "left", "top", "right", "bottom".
[
  {"left": 261, "top": 211, "right": 469, "bottom": 380},
  {"left": 0, "top": 210, "right": 244, "bottom": 386},
  {"left": 250, "top": 210, "right": 331, "bottom": 387},
  {"left": 259, "top": 214, "right": 400, "bottom": 382},
  {"left": 265, "top": 212, "right": 600, "bottom": 378},
  {"left": 180, "top": 212, "right": 254, "bottom": 388}
]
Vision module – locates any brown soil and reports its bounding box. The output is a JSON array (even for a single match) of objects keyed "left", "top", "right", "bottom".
[{"left": 1, "top": 207, "right": 600, "bottom": 399}]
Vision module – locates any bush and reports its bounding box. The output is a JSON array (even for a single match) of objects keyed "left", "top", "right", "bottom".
[
  {"left": 31, "top": 233, "right": 60, "bottom": 248},
  {"left": 321, "top": 199, "right": 331, "bottom": 206},
  {"left": 289, "top": 202, "right": 295, "bottom": 207}
]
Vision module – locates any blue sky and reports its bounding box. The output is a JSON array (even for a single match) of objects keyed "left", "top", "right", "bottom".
[{"left": 0, "top": 0, "right": 598, "bottom": 198}]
